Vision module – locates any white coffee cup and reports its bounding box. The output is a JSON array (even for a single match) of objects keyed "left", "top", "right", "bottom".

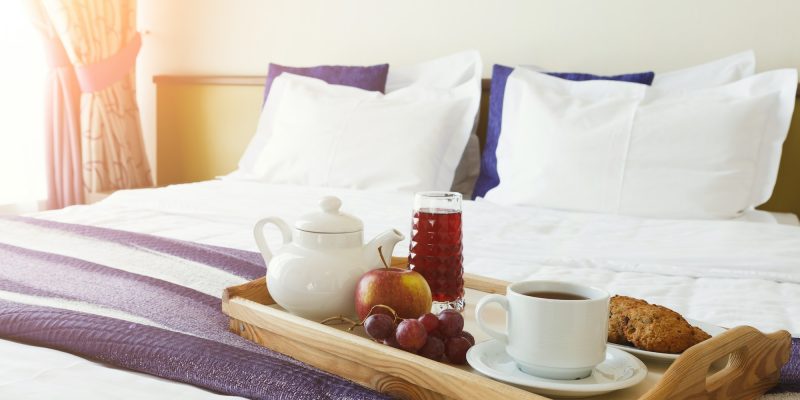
[{"left": 475, "top": 280, "right": 610, "bottom": 380}]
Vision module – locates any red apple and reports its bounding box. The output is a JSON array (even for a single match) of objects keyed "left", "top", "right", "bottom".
[{"left": 354, "top": 267, "right": 432, "bottom": 320}]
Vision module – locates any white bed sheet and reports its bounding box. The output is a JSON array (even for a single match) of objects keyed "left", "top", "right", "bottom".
[
  {"left": 738, "top": 208, "right": 800, "bottom": 225},
  {"left": 4, "top": 180, "right": 800, "bottom": 399}
]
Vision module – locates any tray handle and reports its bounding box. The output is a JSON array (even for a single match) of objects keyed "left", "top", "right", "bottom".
[{"left": 639, "top": 325, "right": 791, "bottom": 400}]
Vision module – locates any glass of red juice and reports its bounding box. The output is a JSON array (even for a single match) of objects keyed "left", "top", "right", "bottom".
[{"left": 409, "top": 191, "right": 464, "bottom": 312}]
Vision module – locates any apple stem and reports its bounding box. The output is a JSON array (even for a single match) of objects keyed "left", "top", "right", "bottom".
[{"left": 377, "top": 245, "right": 390, "bottom": 270}]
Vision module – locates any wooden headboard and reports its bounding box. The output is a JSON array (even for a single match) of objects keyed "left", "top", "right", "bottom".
[{"left": 153, "top": 75, "right": 800, "bottom": 216}]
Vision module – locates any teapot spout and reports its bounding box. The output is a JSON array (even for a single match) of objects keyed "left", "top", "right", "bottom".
[{"left": 364, "top": 229, "right": 405, "bottom": 269}]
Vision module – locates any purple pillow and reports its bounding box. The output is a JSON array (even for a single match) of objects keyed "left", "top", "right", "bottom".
[
  {"left": 472, "top": 64, "right": 656, "bottom": 199},
  {"left": 262, "top": 63, "right": 390, "bottom": 105}
]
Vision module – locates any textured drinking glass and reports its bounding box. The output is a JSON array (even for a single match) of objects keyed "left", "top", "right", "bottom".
[{"left": 409, "top": 191, "right": 464, "bottom": 312}]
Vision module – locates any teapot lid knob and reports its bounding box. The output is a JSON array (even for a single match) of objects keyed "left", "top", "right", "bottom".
[
  {"left": 295, "top": 195, "right": 363, "bottom": 234},
  {"left": 319, "top": 196, "right": 342, "bottom": 214}
]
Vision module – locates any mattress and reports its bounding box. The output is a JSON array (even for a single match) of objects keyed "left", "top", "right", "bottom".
[{"left": 4, "top": 180, "right": 800, "bottom": 399}]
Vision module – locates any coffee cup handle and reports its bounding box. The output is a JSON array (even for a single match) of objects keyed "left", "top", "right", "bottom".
[{"left": 475, "top": 294, "right": 509, "bottom": 344}]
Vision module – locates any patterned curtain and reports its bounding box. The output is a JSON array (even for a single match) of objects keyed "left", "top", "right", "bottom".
[
  {"left": 25, "top": 0, "right": 84, "bottom": 209},
  {"left": 40, "top": 0, "right": 152, "bottom": 194}
]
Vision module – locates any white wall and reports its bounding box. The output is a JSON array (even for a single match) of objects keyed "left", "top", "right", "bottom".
[{"left": 136, "top": 0, "right": 800, "bottom": 177}]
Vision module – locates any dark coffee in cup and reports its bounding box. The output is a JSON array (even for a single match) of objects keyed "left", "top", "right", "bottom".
[{"left": 523, "top": 291, "right": 588, "bottom": 300}]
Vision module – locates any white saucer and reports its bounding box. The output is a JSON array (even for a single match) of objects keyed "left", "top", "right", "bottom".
[
  {"left": 608, "top": 318, "right": 726, "bottom": 362},
  {"left": 466, "top": 339, "right": 647, "bottom": 398}
]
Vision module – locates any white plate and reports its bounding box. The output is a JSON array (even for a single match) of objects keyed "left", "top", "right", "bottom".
[
  {"left": 608, "top": 318, "right": 726, "bottom": 362},
  {"left": 466, "top": 339, "right": 648, "bottom": 398}
]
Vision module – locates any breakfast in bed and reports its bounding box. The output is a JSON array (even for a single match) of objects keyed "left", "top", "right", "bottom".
[{"left": 3, "top": 5, "right": 800, "bottom": 397}]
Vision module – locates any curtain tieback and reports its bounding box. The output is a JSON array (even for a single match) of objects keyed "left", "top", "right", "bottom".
[{"left": 74, "top": 32, "right": 142, "bottom": 93}]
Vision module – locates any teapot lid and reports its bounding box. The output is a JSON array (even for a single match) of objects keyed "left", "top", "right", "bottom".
[{"left": 295, "top": 196, "right": 363, "bottom": 234}]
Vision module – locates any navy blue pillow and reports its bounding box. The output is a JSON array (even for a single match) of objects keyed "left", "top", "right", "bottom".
[
  {"left": 263, "top": 63, "right": 390, "bottom": 106},
  {"left": 473, "top": 65, "right": 656, "bottom": 199}
]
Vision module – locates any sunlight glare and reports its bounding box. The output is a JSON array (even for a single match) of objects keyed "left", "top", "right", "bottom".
[{"left": 0, "top": 1, "right": 48, "bottom": 205}]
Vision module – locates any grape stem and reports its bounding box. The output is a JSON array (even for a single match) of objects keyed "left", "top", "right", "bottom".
[
  {"left": 366, "top": 304, "right": 401, "bottom": 322},
  {"left": 319, "top": 304, "right": 403, "bottom": 331},
  {"left": 320, "top": 315, "right": 361, "bottom": 331}
]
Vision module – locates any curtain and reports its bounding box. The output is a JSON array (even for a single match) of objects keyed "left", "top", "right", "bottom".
[
  {"left": 25, "top": 0, "right": 84, "bottom": 209},
  {"left": 34, "top": 0, "right": 152, "bottom": 200}
]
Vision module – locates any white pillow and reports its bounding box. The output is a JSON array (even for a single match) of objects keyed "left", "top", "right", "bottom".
[
  {"left": 234, "top": 51, "right": 482, "bottom": 192},
  {"left": 246, "top": 73, "right": 480, "bottom": 192},
  {"left": 386, "top": 51, "right": 482, "bottom": 91},
  {"left": 387, "top": 51, "right": 483, "bottom": 196},
  {"left": 652, "top": 50, "right": 755, "bottom": 91},
  {"left": 520, "top": 51, "right": 754, "bottom": 91},
  {"left": 485, "top": 67, "right": 797, "bottom": 219}
]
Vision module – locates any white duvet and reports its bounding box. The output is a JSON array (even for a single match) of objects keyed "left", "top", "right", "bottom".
[{"left": 3, "top": 180, "right": 800, "bottom": 399}]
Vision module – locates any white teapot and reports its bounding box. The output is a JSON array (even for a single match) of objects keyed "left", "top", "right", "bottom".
[{"left": 254, "top": 196, "right": 404, "bottom": 320}]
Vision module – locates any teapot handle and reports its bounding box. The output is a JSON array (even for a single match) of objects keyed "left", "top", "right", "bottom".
[{"left": 253, "top": 217, "right": 292, "bottom": 263}]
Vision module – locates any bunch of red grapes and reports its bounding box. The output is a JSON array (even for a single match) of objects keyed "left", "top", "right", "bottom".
[{"left": 363, "top": 309, "right": 474, "bottom": 364}]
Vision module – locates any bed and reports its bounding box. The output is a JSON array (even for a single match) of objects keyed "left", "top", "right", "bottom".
[
  {"left": 1, "top": 63, "right": 799, "bottom": 398},
  {"left": 1, "top": 180, "right": 799, "bottom": 399}
]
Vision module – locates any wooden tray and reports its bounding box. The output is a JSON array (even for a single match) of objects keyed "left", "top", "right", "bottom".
[{"left": 221, "top": 257, "right": 791, "bottom": 400}]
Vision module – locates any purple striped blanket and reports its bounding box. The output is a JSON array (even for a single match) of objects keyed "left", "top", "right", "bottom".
[
  {"left": 0, "top": 216, "right": 796, "bottom": 397},
  {"left": 0, "top": 216, "right": 389, "bottom": 399}
]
